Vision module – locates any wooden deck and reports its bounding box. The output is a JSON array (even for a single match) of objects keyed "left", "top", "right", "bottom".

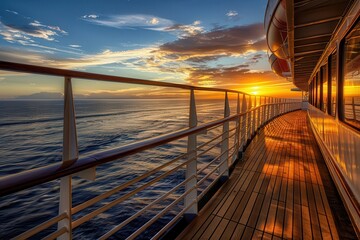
[{"left": 177, "top": 110, "right": 351, "bottom": 240}]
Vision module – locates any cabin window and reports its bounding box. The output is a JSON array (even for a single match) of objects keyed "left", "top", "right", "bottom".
[
  {"left": 330, "top": 52, "right": 337, "bottom": 117},
  {"left": 316, "top": 73, "right": 321, "bottom": 109},
  {"left": 343, "top": 21, "right": 360, "bottom": 129},
  {"left": 321, "top": 65, "right": 327, "bottom": 113},
  {"left": 309, "top": 81, "right": 313, "bottom": 105},
  {"left": 315, "top": 76, "right": 318, "bottom": 107},
  {"left": 313, "top": 78, "right": 316, "bottom": 105}
]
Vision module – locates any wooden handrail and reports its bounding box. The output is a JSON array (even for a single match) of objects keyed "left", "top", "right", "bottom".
[{"left": 0, "top": 60, "right": 248, "bottom": 95}]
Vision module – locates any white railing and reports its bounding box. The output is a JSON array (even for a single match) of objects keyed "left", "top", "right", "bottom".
[{"left": 0, "top": 61, "right": 301, "bottom": 239}]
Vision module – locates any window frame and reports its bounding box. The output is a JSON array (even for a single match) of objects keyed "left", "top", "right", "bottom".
[{"left": 339, "top": 19, "right": 360, "bottom": 131}]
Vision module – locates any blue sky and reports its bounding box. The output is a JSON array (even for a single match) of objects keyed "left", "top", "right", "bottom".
[{"left": 0, "top": 0, "right": 297, "bottom": 98}]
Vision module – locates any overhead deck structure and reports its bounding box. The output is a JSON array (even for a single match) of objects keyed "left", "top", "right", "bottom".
[{"left": 266, "top": 0, "right": 355, "bottom": 90}]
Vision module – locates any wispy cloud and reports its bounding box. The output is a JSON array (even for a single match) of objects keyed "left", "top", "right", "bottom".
[
  {"left": 226, "top": 10, "right": 238, "bottom": 18},
  {"left": 0, "top": 10, "right": 83, "bottom": 56},
  {"left": 5, "top": 10, "right": 18, "bottom": 15},
  {"left": 82, "top": 14, "right": 174, "bottom": 30},
  {"left": 69, "top": 44, "right": 81, "bottom": 48},
  {"left": 81, "top": 13, "right": 205, "bottom": 37},
  {"left": 0, "top": 10, "right": 67, "bottom": 43},
  {"left": 0, "top": 46, "right": 157, "bottom": 69}
]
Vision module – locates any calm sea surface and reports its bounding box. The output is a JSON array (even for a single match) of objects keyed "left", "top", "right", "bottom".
[{"left": 0, "top": 99, "right": 235, "bottom": 239}]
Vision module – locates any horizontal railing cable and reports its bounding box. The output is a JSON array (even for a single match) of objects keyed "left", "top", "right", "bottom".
[{"left": 0, "top": 104, "right": 293, "bottom": 196}]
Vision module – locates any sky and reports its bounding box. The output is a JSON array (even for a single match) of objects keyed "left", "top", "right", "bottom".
[{"left": 0, "top": 0, "right": 299, "bottom": 99}]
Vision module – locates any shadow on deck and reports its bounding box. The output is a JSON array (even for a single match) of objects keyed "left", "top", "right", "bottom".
[{"left": 176, "top": 110, "right": 356, "bottom": 240}]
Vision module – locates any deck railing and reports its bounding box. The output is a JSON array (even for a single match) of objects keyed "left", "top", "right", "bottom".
[{"left": 0, "top": 61, "right": 301, "bottom": 239}]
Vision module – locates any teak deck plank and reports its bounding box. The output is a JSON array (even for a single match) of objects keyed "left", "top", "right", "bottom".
[
  {"left": 176, "top": 111, "right": 348, "bottom": 240},
  {"left": 219, "top": 220, "right": 237, "bottom": 240},
  {"left": 230, "top": 223, "right": 245, "bottom": 239}
]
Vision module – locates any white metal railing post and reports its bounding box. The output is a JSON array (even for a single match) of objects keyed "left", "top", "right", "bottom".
[
  {"left": 257, "top": 96, "right": 261, "bottom": 130},
  {"left": 247, "top": 96, "right": 252, "bottom": 140},
  {"left": 185, "top": 89, "right": 198, "bottom": 216},
  {"left": 233, "top": 93, "right": 241, "bottom": 163},
  {"left": 288, "top": 99, "right": 290, "bottom": 112},
  {"left": 269, "top": 97, "right": 272, "bottom": 120},
  {"left": 261, "top": 97, "right": 266, "bottom": 126},
  {"left": 270, "top": 97, "right": 273, "bottom": 118},
  {"left": 273, "top": 98, "right": 276, "bottom": 118},
  {"left": 287, "top": 99, "right": 290, "bottom": 112},
  {"left": 266, "top": 97, "right": 270, "bottom": 122},
  {"left": 279, "top": 99, "right": 281, "bottom": 115},
  {"left": 58, "top": 77, "right": 78, "bottom": 240},
  {"left": 220, "top": 92, "right": 230, "bottom": 177},
  {"left": 276, "top": 98, "right": 281, "bottom": 116},
  {"left": 264, "top": 97, "right": 269, "bottom": 122},
  {"left": 241, "top": 94, "right": 247, "bottom": 150},
  {"left": 252, "top": 96, "right": 256, "bottom": 135},
  {"left": 289, "top": 99, "right": 292, "bottom": 112}
]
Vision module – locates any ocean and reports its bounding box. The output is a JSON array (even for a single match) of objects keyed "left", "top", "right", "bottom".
[{"left": 0, "top": 98, "right": 238, "bottom": 239}]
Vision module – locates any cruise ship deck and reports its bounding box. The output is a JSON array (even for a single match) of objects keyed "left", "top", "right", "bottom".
[
  {"left": 0, "top": 0, "right": 360, "bottom": 239},
  {"left": 177, "top": 111, "right": 355, "bottom": 239}
]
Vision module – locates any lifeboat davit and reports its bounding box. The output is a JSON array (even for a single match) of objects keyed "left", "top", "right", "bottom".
[
  {"left": 265, "top": 0, "right": 288, "bottom": 59},
  {"left": 269, "top": 53, "right": 291, "bottom": 78}
]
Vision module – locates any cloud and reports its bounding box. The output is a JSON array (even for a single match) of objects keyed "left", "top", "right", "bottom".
[
  {"left": 248, "top": 53, "right": 265, "bottom": 63},
  {"left": 164, "top": 21, "right": 204, "bottom": 37},
  {"left": 185, "top": 55, "right": 224, "bottom": 63},
  {"left": 0, "top": 10, "right": 67, "bottom": 44},
  {"left": 82, "top": 14, "right": 174, "bottom": 30},
  {"left": 157, "top": 23, "right": 266, "bottom": 62},
  {"left": 187, "top": 64, "right": 250, "bottom": 86},
  {"left": 81, "top": 14, "right": 205, "bottom": 37},
  {"left": 83, "top": 14, "right": 98, "bottom": 19},
  {"left": 0, "top": 22, "right": 276, "bottom": 91},
  {"left": 5, "top": 10, "right": 18, "bottom": 15},
  {"left": 149, "top": 17, "right": 159, "bottom": 25},
  {"left": 69, "top": 44, "right": 81, "bottom": 48},
  {"left": 226, "top": 10, "right": 238, "bottom": 17},
  {"left": 0, "top": 46, "right": 157, "bottom": 69}
]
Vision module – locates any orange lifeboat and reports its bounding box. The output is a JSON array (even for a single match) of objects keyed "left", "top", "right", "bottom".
[
  {"left": 269, "top": 53, "right": 291, "bottom": 78},
  {"left": 265, "top": 0, "right": 288, "bottom": 59}
]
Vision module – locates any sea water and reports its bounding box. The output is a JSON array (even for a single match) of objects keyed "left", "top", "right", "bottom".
[{"left": 0, "top": 98, "right": 232, "bottom": 239}]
